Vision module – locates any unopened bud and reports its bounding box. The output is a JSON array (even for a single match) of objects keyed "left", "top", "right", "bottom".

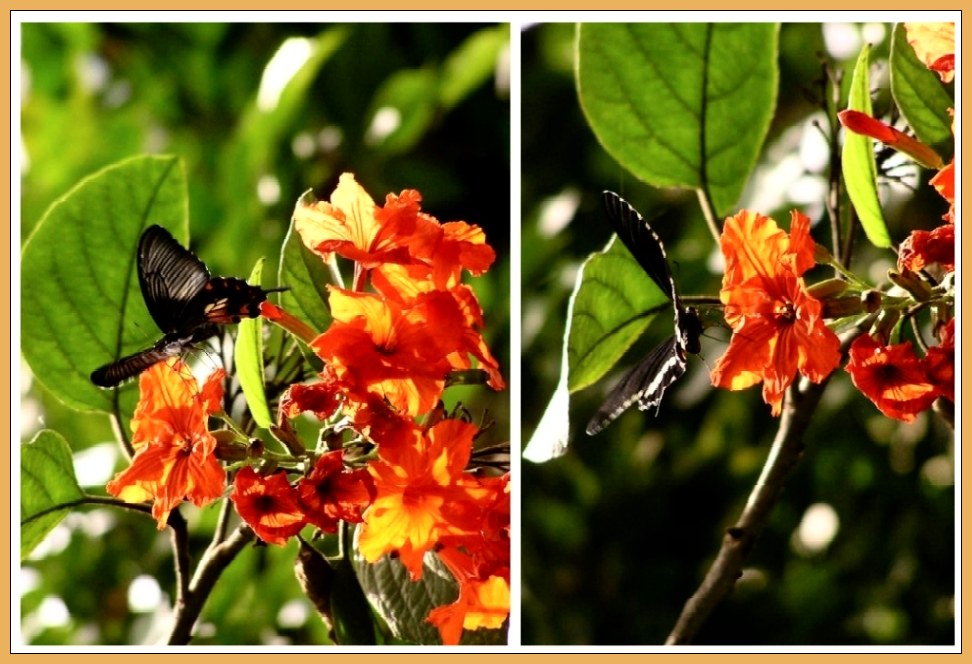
[
  {"left": 813, "top": 243, "right": 834, "bottom": 265},
  {"left": 861, "top": 289, "right": 883, "bottom": 312},
  {"left": 822, "top": 295, "right": 866, "bottom": 318},
  {"left": 808, "top": 278, "right": 849, "bottom": 300},
  {"left": 888, "top": 269, "right": 934, "bottom": 301}
]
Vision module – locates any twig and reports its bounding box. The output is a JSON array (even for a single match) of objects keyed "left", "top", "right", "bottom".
[
  {"left": 168, "top": 509, "right": 192, "bottom": 601},
  {"left": 167, "top": 523, "right": 255, "bottom": 645}
]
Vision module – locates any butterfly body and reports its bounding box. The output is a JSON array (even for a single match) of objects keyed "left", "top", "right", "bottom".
[
  {"left": 91, "top": 225, "right": 275, "bottom": 388},
  {"left": 586, "top": 191, "right": 703, "bottom": 436}
]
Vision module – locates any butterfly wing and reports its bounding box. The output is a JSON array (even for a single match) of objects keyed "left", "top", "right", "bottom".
[
  {"left": 585, "top": 335, "right": 688, "bottom": 436},
  {"left": 585, "top": 192, "right": 707, "bottom": 436},
  {"left": 138, "top": 225, "right": 211, "bottom": 333},
  {"left": 601, "top": 191, "right": 676, "bottom": 301}
]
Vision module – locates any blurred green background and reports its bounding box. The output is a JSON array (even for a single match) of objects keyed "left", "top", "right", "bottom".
[
  {"left": 521, "top": 23, "right": 953, "bottom": 645},
  {"left": 19, "top": 22, "right": 510, "bottom": 645}
]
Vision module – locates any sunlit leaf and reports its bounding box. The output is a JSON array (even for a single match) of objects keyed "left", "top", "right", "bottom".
[
  {"left": 21, "top": 430, "right": 85, "bottom": 560},
  {"left": 278, "top": 215, "right": 331, "bottom": 333},
  {"left": 352, "top": 540, "right": 506, "bottom": 645},
  {"left": 842, "top": 44, "right": 892, "bottom": 248},
  {"left": 567, "top": 236, "right": 669, "bottom": 392},
  {"left": 21, "top": 154, "right": 187, "bottom": 412},
  {"left": 236, "top": 259, "right": 272, "bottom": 428}
]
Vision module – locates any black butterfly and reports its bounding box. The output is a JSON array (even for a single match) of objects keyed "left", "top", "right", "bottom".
[
  {"left": 90, "top": 225, "right": 278, "bottom": 388},
  {"left": 586, "top": 191, "right": 704, "bottom": 435}
]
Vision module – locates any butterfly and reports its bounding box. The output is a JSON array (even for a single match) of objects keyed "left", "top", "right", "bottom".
[
  {"left": 585, "top": 191, "right": 704, "bottom": 435},
  {"left": 90, "top": 225, "right": 279, "bottom": 388}
]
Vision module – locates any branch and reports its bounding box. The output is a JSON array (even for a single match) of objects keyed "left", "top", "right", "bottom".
[
  {"left": 665, "top": 325, "right": 870, "bottom": 645},
  {"left": 167, "top": 523, "right": 255, "bottom": 645},
  {"left": 665, "top": 379, "right": 825, "bottom": 645}
]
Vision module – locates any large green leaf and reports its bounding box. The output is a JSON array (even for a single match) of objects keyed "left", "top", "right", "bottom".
[
  {"left": 567, "top": 236, "right": 669, "bottom": 393},
  {"left": 842, "top": 45, "right": 892, "bottom": 249},
  {"left": 21, "top": 154, "right": 187, "bottom": 412},
  {"left": 890, "top": 23, "right": 953, "bottom": 159},
  {"left": 577, "top": 23, "right": 779, "bottom": 216},
  {"left": 21, "top": 430, "right": 85, "bottom": 560}
]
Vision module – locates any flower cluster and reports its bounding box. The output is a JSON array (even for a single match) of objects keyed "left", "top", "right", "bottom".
[
  {"left": 285, "top": 173, "right": 508, "bottom": 642},
  {"left": 713, "top": 23, "right": 954, "bottom": 423},
  {"left": 106, "top": 173, "right": 507, "bottom": 645},
  {"left": 839, "top": 22, "right": 955, "bottom": 422}
]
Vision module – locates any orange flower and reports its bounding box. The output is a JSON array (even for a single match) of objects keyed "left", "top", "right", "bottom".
[
  {"left": 845, "top": 334, "right": 939, "bottom": 422},
  {"left": 374, "top": 219, "right": 497, "bottom": 295},
  {"left": 898, "top": 223, "right": 954, "bottom": 273},
  {"left": 357, "top": 419, "right": 479, "bottom": 578},
  {"left": 368, "top": 272, "right": 506, "bottom": 391},
  {"left": 898, "top": 159, "right": 954, "bottom": 273},
  {"left": 279, "top": 378, "right": 341, "bottom": 422},
  {"left": 710, "top": 210, "right": 841, "bottom": 415},
  {"left": 296, "top": 450, "right": 376, "bottom": 533},
  {"left": 923, "top": 319, "right": 954, "bottom": 402},
  {"left": 229, "top": 467, "right": 306, "bottom": 546},
  {"left": 904, "top": 22, "right": 955, "bottom": 83},
  {"left": 106, "top": 360, "right": 226, "bottom": 529},
  {"left": 293, "top": 172, "right": 435, "bottom": 270},
  {"left": 311, "top": 288, "right": 469, "bottom": 416}
]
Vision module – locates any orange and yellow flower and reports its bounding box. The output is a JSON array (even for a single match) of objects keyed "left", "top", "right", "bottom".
[
  {"left": 312, "top": 288, "right": 471, "bottom": 416},
  {"left": 357, "top": 419, "right": 481, "bottom": 578},
  {"left": 106, "top": 359, "right": 226, "bottom": 529},
  {"left": 904, "top": 22, "right": 955, "bottom": 84},
  {"left": 293, "top": 172, "right": 436, "bottom": 271},
  {"left": 710, "top": 210, "right": 841, "bottom": 415}
]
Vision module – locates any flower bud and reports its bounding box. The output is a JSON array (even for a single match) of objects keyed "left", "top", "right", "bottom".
[{"left": 888, "top": 269, "right": 934, "bottom": 301}]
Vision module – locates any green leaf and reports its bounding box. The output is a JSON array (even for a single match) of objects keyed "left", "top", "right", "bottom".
[
  {"left": 567, "top": 236, "right": 670, "bottom": 393},
  {"left": 21, "top": 154, "right": 187, "bottom": 412},
  {"left": 21, "top": 430, "right": 85, "bottom": 560},
  {"left": 842, "top": 44, "right": 892, "bottom": 248},
  {"left": 439, "top": 25, "right": 509, "bottom": 110},
  {"left": 366, "top": 68, "right": 439, "bottom": 155},
  {"left": 236, "top": 259, "right": 272, "bottom": 429},
  {"left": 890, "top": 23, "right": 953, "bottom": 159},
  {"left": 577, "top": 23, "right": 779, "bottom": 216},
  {"left": 352, "top": 527, "right": 507, "bottom": 645},
  {"left": 278, "top": 215, "right": 332, "bottom": 333}
]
